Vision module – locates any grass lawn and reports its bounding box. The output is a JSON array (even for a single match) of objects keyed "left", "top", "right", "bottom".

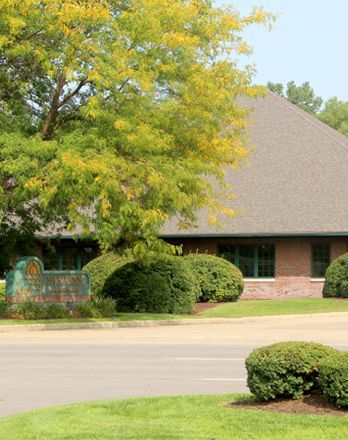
[
  {"left": 0, "top": 394, "right": 347, "bottom": 440},
  {"left": 198, "top": 298, "right": 348, "bottom": 319},
  {"left": 0, "top": 298, "right": 348, "bottom": 325}
]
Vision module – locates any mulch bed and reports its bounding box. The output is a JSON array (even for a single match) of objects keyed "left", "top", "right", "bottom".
[
  {"left": 193, "top": 302, "right": 219, "bottom": 314},
  {"left": 229, "top": 393, "right": 348, "bottom": 417}
]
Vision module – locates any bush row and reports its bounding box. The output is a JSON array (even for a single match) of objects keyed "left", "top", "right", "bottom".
[
  {"left": 84, "top": 252, "right": 243, "bottom": 314},
  {"left": 0, "top": 297, "right": 116, "bottom": 320},
  {"left": 245, "top": 341, "right": 348, "bottom": 408}
]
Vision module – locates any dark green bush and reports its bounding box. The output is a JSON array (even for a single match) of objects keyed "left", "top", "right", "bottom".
[
  {"left": 73, "top": 297, "right": 117, "bottom": 318},
  {"left": 103, "top": 254, "right": 197, "bottom": 314},
  {"left": 83, "top": 253, "right": 131, "bottom": 297},
  {"left": 323, "top": 253, "right": 348, "bottom": 298},
  {"left": 0, "top": 301, "right": 8, "bottom": 317},
  {"left": 184, "top": 253, "right": 244, "bottom": 302},
  {"left": 319, "top": 351, "right": 348, "bottom": 408},
  {"left": 245, "top": 341, "right": 338, "bottom": 401}
]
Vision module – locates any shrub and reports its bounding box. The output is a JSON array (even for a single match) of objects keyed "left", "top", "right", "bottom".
[
  {"left": 245, "top": 341, "right": 338, "bottom": 401},
  {"left": 11, "top": 302, "right": 69, "bottom": 319},
  {"left": 83, "top": 253, "right": 131, "bottom": 297},
  {"left": 73, "top": 298, "right": 117, "bottom": 318},
  {"left": 184, "top": 253, "right": 244, "bottom": 302},
  {"left": 42, "top": 303, "right": 69, "bottom": 319},
  {"left": 0, "top": 282, "right": 5, "bottom": 300},
  {"left": 0, "top": 301, "right": 8, "bottom": 317},
  {"left": 12, "top": 302, "right": 46, "bottom": 320},
  {"left": 319, "top": 351, "right": 348, "bottom": 408},
  {"left": 73, "top": 302, "right": 95, "bottom": 318},
  {"left": 323, "top": 253, "right": 348, "bottom": 298},
  {"left": 103, "top": 254, "right": 197, "bottom": 314}
]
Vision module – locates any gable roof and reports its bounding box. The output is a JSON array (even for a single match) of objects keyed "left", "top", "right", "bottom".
[{"left": 162, "top": 91, "right": 348, "bottom": 237}]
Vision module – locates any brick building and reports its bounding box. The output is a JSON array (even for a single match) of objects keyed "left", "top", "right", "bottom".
[
  {"left": 25, "top": 92, "right": 348, "bottom": 299},
  {"left": 162, "top": 92, "right": 348, "bottom": 298}
]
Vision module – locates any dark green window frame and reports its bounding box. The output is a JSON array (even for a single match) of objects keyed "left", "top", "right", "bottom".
[
  {"left": 311, "top": 244, "right": 331, "bottom": 278},
  {"left": 43, "top": 247, "right": 97, "bottom": 271},
  {"left": 217, "top": 244, "right": 275, "bottom": 278}
]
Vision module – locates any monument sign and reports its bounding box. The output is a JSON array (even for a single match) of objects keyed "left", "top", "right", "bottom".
[{"left": 6, "top": 256, "right": 90, "bottom": 304}]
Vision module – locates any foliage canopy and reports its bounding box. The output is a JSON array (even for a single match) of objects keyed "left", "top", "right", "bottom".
[{"left": 0, "top": 1, "right": 274, "bottom": 255}]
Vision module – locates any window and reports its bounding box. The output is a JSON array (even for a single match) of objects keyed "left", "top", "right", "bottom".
[
  {"left": 43, "top": 246, "right": 97, "bottom": 271},
  {"left": 311, "top": 244, "right": 330, "bottom": 278},
  {"left": 218, "top": 244, "right": 275, "bottom": 278}
]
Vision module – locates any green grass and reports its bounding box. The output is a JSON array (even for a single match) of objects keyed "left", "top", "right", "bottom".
[
  {"left": 198, "top": 298, "right": 348, "bottom": 319},
  {"left": 0, "top": 298, "right": 347, "bottom": 325},
  {"left": 0, "top": 312, "right": 184, "bottom": 325},
  {"left": 0, "top": 394, "right": 347, "bottom": 440}
]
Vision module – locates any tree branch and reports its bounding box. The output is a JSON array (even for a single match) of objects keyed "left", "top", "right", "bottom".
[{"left": 58, "top": 78, "right": 89, "bottom": 109}]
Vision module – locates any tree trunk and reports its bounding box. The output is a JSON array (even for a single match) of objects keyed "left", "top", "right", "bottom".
[{"left": 42, "top": 71, "right": 66, "bottom": 140}]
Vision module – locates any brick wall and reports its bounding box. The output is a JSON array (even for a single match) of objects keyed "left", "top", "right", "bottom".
[{"left": 165, "top": 236, "right": 348, "bottom": 299}]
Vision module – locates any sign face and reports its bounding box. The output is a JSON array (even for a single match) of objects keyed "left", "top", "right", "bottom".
[{"left": 6, "top": 257, "right": 91, "bottom": 304}]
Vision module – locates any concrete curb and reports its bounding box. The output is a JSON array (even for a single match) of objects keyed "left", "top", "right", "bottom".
[{"left": 0, "top": 312, "right": 347, "bottom": 333}]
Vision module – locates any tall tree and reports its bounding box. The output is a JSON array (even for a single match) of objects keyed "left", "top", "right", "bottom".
[
  {"left": 318, "top": 97, "right": 348, "bottom": 137},
  {"left": 0, "top": 1, "right": 274, "bottom": 255},
  {"left": 267, "top": 81, "right": 323, "bottom": 114}
]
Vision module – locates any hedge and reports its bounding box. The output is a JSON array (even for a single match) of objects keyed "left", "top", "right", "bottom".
[
  {"left": 103, "top": 254, "right": 198, "bottom": 314},
  {"left": 83, "top": 253, "right": 131, "bottom": 297},
  {"left": 319, "top": 351, "right": 348, "bottom": 408},
  {"left": 245, "top": 341, "right": 338, "bottom": 401},
  {"left": 184, "top": 254, "right": 244, "bottom": 302},
  {"left": 323, "top": 252, "right": 348, "bottom": 298}
]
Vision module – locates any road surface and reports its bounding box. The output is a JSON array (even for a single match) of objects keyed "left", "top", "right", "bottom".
[{"left": 0, "top": 312, "right": 347, "bottom": 416}]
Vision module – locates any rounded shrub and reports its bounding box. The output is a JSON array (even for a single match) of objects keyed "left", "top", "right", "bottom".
[
  {"left": 83, "top": 253, "right": 131, "bottom": 297},
  {"left": 319, "top": 351, "right": 348, "bottom": 408},
  {"left": 103, "top": 254, "right": 198, "bottom": 314},
  {"left": 184, "top": 254, "right": 244, "bottom": 302},
  {"left": 245, "top": 341, "right": 338, "bottom": 401},
  {"left": 323, "top": 253, "right": 348, "bottom": 298}
]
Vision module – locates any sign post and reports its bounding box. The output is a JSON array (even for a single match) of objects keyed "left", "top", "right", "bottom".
[{"left": 6, "top": 257, "right": 91, "bottom": 304}]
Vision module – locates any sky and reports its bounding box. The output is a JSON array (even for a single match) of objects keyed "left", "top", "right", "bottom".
[{"left": 214, "top": 0, "right": 348, "bottom": 101}]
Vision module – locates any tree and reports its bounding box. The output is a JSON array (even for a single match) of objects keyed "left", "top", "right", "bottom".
[
  {"left": 318, "top": 97, "right": 348, "bottom": 137},
  {"left": 0, "top": 1, "right": 274, "bottom": 256},
  {"left": 267, "top": 81, "right": 323, "bottom": 114}
]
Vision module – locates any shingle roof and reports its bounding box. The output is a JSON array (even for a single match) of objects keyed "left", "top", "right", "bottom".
[{"left": 161, "top": 91, "right": 348, "bottom": 237}]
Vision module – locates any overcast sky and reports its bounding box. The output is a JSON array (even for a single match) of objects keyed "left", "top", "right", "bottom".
[{"left": 214, "top": 0, "right": 348, "bottom": 101}]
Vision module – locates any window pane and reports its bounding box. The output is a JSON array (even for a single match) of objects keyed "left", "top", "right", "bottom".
[
  {"left": 258, "top": 245, "right": 275, "bottom": 277},
  {"left": 43, "top": 253, "right": 59, "bottom": 270},
  {"left": 217, "top": 245, "right": 235, "bottom": 265},
  {"left": 312, "top": 245, "right": 330, "bottom": 278},
  {"left": 239, "top": 245, "right": 255, "bottom": 277},
  {"left": 61, "top": 248, "right": 78, "bottom": 270}
]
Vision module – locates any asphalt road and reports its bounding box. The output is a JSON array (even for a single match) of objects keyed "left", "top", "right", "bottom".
[{"left": 0, "top": 313, "right": 347, "bottom": 416}]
